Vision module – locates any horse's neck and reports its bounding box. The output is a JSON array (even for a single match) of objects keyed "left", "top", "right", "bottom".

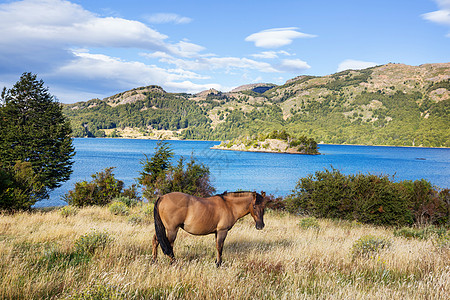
[{"left": 225, "top": 196, "right": 251, "bottom": 219}]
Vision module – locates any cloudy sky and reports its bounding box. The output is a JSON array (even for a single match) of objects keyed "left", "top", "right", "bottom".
[{"left": 0, "top": 0, "right": 449, "bottom": 103}]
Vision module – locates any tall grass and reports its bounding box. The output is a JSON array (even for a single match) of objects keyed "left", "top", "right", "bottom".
[{"left": 0, "top": 207, "right": 448, "bottom": 299}]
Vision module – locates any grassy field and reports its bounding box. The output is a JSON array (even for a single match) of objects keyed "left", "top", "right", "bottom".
[{"left": 0, "top": 206, "right": 449, "bottom": 299}]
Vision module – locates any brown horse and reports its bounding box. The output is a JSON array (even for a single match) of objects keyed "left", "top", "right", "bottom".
[{"left": 152, "top": 191, "right": 268, "bottom": 266}]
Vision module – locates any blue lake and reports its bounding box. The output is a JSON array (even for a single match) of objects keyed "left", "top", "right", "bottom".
[{"left": 37, "top": 138, "right": 450, "bottom": 207}]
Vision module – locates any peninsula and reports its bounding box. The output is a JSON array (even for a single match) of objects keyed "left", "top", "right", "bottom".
[{"left": 211, "top": 130, "right": 320, "bottom": 155}]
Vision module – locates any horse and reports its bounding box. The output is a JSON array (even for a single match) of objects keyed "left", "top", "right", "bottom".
[{"left": 152, "top": 191, "right": 268, "bottom": 267}]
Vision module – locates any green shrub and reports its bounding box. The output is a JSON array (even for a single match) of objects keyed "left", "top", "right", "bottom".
[
  {"left": 0, "top": 161, "right": 44, "bottom": 211},
  {"left": 128, "top": 214, "right": 144, "bottom": 225},
  {"left": 298, "top": 217, "right": 320, "bottom": 230},
  {"left": 141, "top": 203, "right": 155, "bottom": 217},
  {"left": 68, "top": 282, "right": 127, "bottom": 300},
  {"left": 112, "top": 195, "right": 138, "bottom": 207},
  {"left": 286, "top": 168, "right": 425, "bottom": 226},
  {"left": 401, "top": 180, "right": 448, "bottom": 225},
  {"left": 287, "top": 167, "right": 357, "bottom": 220},
  {"left": 351, "top": 173, "right": 412, "bottom": 226},
  {"left": 109, "top": 201, "right": 129, "bottom": 216},
  {"left": 351, "top": 235, "right": 391, "bottom": 258},
  {"left": 432, "top": 231, "right": 450, "bottom": 250},
  {"left": 59, "top": 205, "right": 78, "bottom": 217},
  {"left": 64, "top": 167, "right": 138, "bottom": 207},
  {"left": 74, "top": 231, "right": 113, "bottom": 255},
  {"left": 139, "top": 141, "right": 215, "bottom": 200},
  {"left": 394, "top": 227, "right": 427, "bottom": 239}
]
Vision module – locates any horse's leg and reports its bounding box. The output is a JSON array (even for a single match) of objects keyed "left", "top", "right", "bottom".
[
  {"left": 166, "top": 228, "right": 179, "bottom": 263},
  {"left": 215, "top": 230, "right": 228, "bottom": 267},
  {"left": 152, "top": 233, "right": 159, "bottom": 262}
]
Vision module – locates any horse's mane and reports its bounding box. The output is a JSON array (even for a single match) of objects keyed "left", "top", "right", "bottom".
[
  {"left": 219, "top": 191, "right": 252, "bottom": 197},
  {"left": 217, "top": 191, "right": 265, "bottom": 204}
]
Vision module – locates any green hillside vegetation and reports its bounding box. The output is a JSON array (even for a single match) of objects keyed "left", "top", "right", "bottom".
[
  {"left": 214, "top": 130, "right": 319, "bottom": 155},
  {"left": 63, "top": 63, "right": 450, "bottom": 147}
]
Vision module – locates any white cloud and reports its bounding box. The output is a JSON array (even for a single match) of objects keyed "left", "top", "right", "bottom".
[
  {"left": 422, "top": 0, "right": 450, "bottom": 36},
  {"left": 0, "top": 0, "right": 213, "bottom": 99},
  {"left": 251, "top": 50, "right": 292, "bottom": 59},
  {"left": 0, "top": 0, "right": 168, "bottom": 51},
  {"left": 168, "top": 40, "right": 206, "bottom": 58},
  {"left": 56, "top": 50, "right": 206, "bottom": 84},
  {"left": 423, "top": 9, "right": 450, "bottom": 25},
  {"left": 50, "top": 50, "right": 216, "bottom": 96},
  {"left": 278, "top": 59, "right": 311, "bottom": 72},
  {"left": 337, "top": 59, "right": 378, "bottom": 72},
  {"left": 245, "top": 27, "right": 316, "bottom": 48},
  {"left": 143, "top": 53, "right": 280, "bottom": 73},
  {"left": 146, "top": 13, "right": 192, "bottom": 24}
]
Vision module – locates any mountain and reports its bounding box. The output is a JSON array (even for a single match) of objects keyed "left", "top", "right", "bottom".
[{"left": 63, "top": 62, "right": 450, "bottom": 147}]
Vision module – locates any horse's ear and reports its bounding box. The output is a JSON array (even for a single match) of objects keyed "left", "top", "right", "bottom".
[
  {"left": 252, "top": 191, "right": 257, "bottom": 201},
  {"left": 261, "top": 191, "right": 266, "bottom": 198}
]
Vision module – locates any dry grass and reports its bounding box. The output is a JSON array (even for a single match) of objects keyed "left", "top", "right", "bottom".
[{"left": 0, "top": 207, "right": 448, "bottom": 299}]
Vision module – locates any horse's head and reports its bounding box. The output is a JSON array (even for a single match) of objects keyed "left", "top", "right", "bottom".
[{"left": 250, "top": 191, "right": 268, "bottom": 230}]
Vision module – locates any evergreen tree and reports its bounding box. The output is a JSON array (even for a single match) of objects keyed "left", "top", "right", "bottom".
[
  {"left": 138, "top": 140, "right": 174, "bottom": 200},
  {"left": 138, "top": 140, "right": 215, "bottom": 200},
  {"left": 0, "top": 73, "right": 75, "bottom": 202}
]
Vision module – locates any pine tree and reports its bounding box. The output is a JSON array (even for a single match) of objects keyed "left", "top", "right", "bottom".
[{"left": 0, "top": 73, "right": 75, "bottom": 202}]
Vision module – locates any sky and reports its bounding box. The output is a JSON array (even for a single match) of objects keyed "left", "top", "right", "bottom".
[{"left": 0, "top": 0, "right": 449, "bottom": 103}]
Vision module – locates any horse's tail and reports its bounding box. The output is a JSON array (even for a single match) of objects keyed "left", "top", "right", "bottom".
[{"left": 154, "top": 196, "right": 174, "bottom": 258}]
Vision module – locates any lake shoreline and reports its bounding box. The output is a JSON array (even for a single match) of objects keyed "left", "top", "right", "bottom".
[{"left": 210, "top": 145, "right": 321, "bottom": 155}]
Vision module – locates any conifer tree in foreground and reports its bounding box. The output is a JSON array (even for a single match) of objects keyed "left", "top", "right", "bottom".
[{"left": 0, "top": 73, "right": 75, "bottom": 208}]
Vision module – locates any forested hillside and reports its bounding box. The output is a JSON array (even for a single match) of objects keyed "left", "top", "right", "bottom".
[{"left": 63, "top": 63, "right": 450, "bottom": 147}]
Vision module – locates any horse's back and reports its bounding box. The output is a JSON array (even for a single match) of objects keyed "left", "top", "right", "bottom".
[
  {"left": 158, "top": 192, "right": 192, "bottom": 218},
  {"left": 159, "top": 192, "right": 191, "bottom": 206}
]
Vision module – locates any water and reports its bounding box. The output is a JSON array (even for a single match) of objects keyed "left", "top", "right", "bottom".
[{"left": 36, "top": 138, "right": 450, "bottom": 207}]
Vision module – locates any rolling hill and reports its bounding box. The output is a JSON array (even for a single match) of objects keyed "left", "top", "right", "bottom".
[{"left": 63, "top": 62, "right": 450, "bottom": 147}]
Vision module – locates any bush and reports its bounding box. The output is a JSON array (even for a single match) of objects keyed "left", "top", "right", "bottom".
[
  {"left": 141, "top": 203, "right": 155, "bottom": 217},
  {"left": 401, "top": 180, "right": 448, "bottom": 225},
  {"left": 394, "top": 225, "right": 448, "bottom": 240},
  {"left": 112, "top": 196, "right": 138, "bottom": 207},
  {"left": 127, "top": 214, "right": 144, "bottom": 225},
  {"left": 138, "top": 140, "right": 173, "bottom": 200},
  {"left": 139, "top": 141, "right": 215, "bottom": 201},
  {"left": 287, "top": 167, "right": 356, "bottom": 220},
  {"left": 298, "top": 217, "right": 320, "bottom": 230},
  {"left": 59, "top": 205, "right": 78, "bottom": 218},
  {"left": 109, "top": 201, "right": 129, "bottom": 216},
  {"left": 64, "top": 167, "right": 138, "bottom": 207},
  {"left": 351, "top": 235, "right": 391, "bottom": 258},
  {"left": 286, "top": 168, "right": 449, "bottom": 226},
  {"left": 351, "top": 173, "right": 412, "bottom": 226},
  {"left": 67, "top": 282, "right": 127, "bottom": 299},
  {"left": 0, "top": 161, "right": 44, "bottom": 211},
  {"left": 394, "top": 227, "right": 428, "bottom": 239},
  {"left": 163, "top": 156, "right": 216, "bottom": 197},
  {"left": 74, "top": 231, "right": 113, "bottom": 255},
  {"left": 432, "top": 231, "right": 450, "bottom": 250}
]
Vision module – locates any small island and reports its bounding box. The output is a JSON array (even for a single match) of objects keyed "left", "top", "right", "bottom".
[{"left": 212, "top": 130, "right": 320, "bottom": 155}]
